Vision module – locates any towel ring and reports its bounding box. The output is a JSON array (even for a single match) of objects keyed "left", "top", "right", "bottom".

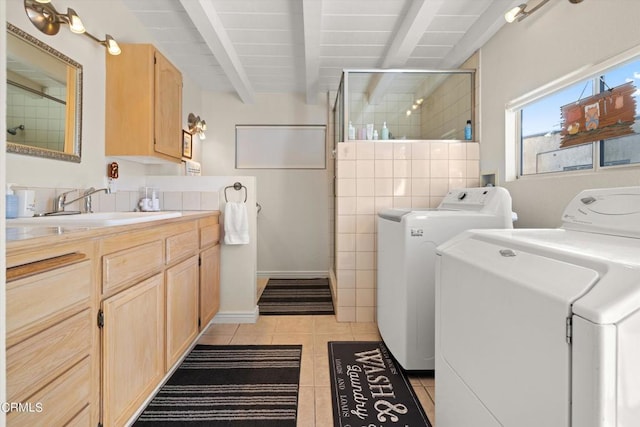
[{"left": 224, "top": 182, "right": 247, "bottom": 203}]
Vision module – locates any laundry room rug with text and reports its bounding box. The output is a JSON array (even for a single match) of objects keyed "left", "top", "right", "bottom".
[
  {"left": 133, "top": 345, "right": 302, "bottom": 426},
  {"left": 328, "top": 341, "right": 432, "bottom": 427},
  {"left": 258, "top": 278, "right": 334, "bottom": 315}
]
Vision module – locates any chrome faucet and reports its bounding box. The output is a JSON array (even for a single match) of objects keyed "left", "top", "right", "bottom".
[{"left": 55, "top": 187, "right": 111, "bottom": 213}]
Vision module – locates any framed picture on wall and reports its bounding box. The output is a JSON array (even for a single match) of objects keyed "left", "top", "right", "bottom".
[{"left": 182, "top": 130, "right": 193, "bottom": 159}]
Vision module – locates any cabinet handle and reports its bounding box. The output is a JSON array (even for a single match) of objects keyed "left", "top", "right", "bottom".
[{"left": 6, "top": 252, "right": 86, "bottom": 282}]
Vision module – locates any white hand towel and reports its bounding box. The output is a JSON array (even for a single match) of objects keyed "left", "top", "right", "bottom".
[{"left": 224, "top": 202, "right": 250, "bottom": 245}]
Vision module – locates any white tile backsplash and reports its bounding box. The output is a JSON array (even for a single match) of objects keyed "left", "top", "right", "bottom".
[
  {"left": 182, "top": 192, "right": 201, "bottom": 210},
  {"left": 14, "top": 186, "right": 220, "bottom": 216},
  {"left": 163, "top": 192, "right": 183, "bottom": 211}
]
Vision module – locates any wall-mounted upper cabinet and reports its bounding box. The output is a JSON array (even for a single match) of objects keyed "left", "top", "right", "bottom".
[{"left": 106, "top": 44, "right": 183, "bottom": 163}]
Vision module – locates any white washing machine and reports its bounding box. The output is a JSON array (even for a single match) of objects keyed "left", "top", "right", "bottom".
[
  {"left": 435, "top": 186, "right": 640, "bottom": 427},
  {"left": 377, "top": 186, "right": 514, "bottom": 371}
]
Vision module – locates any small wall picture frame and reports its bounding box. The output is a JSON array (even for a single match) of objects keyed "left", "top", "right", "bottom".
[{"left": 182, "top": 130, "right": 193, "bottom": 159}]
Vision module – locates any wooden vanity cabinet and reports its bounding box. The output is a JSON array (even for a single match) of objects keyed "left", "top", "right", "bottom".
[
  {"left": 166, "top": 255, "right": 200, "bottom": 368},
  {"left": 99, "top": 215, "right": 219, "bottom": 425},
  {"left": 5, "top": 241, "right": 98, "bottom": 427},
  {"left": 105, "top": 43, "right": 183, "bottom": 163},
  {"left": 6, "top": 212, "right": 220, "bottom": 427},
  {"left": 199, "top": 216, "right": 221, "bottom": 329},
  {"left": 101, "top": 274, "right": 165, "bottom": 427},
  {"left": 99, "top": 226, "right": 167, "bottom": 427},
  {"left": 165, "top": 222, "right": 200, "bottom": 369}
]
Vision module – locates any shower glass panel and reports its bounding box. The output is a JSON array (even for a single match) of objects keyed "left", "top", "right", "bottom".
[{"left": 338, "top": 69, "right": 475, "bottom": 142}]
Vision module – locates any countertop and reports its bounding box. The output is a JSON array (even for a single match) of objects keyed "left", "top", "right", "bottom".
[{"left": 6, "top": 211, "right": 220, "bottom": 248}]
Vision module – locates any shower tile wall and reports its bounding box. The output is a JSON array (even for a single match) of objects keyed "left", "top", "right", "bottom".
[
  {"left": 420, "top": 73, "right": 473, "bottom": 140},
  {"left": 6, "top": 85, "right": 66, "bottom": 150},
  {"left": 334, "top": 141, "right": 480, "bottom": 322}
]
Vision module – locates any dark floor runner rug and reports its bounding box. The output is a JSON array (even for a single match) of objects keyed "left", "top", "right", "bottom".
[
  {"left": 328, "top": 341, "right": 432, "bottom": 427},
  {"left": 258, "top": 278, "right": 334, "bottom": 315},
  {"left": 133, "top": 345, "right": 302, "bottom": 426}
]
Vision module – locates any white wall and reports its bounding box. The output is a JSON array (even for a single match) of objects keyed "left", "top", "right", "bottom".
[
  {"left": 201, "top": 92, "right": 330, "bottom": 277},
  {"left": 481, "top": 0, "right": 640, "bottom": 227}
]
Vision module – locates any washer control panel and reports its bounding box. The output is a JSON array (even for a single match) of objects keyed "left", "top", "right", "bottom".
[
  {"left": 441, "top": 187, "right": 493, "bottom": 208},
  {"left": 562, "top": 186, "right": 640, "bottom": 237}
]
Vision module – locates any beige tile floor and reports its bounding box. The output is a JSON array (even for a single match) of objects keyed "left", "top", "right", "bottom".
[{"left": 197, "top": 314, "right": 436, "bottom": 426}]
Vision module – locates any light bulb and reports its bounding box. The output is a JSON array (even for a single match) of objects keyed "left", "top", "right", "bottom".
[
  {"left": 105, "top": 35, "right": 121, "bottom": 55},
  {"left": 67, "top": 8, "right": 85, "bottom": 34},
  {"left": 504, "top": 5, "right": 525, "bottom": 23}
]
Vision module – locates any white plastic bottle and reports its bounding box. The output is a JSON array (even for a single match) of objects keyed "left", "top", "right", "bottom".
[{"left": 348, "top": 121, "right": 356, "bottom": 140}]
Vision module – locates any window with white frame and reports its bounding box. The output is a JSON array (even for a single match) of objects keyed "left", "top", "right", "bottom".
[{"left": 515, "top": 57, "right": 640, "bottom": 176}]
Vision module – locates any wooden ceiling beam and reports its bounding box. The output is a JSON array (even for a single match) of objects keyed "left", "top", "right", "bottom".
[{"left": 179, "top": 0, "right": 255, "bottom": 104}]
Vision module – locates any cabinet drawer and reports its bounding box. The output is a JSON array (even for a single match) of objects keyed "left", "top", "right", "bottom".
[
  {"left": 200, "top": 224, "right": 220, "bottom": 248},
  {"left": 103, "top": 240, "right": 163, "bottom": 295},
  {"left": 7, "top": 260, "right": 91, "bottom": 346},
  {"left": 7, "top": 357, "right": 91, "bottom": 427},
  {"left": 7, "top": 309, "right": 92, "bottom": 402},
  {"left": 166, "top": 229, "right": 198, "bottom": 265}
]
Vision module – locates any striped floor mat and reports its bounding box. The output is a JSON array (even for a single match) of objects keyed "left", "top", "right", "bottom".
[
  {"left": 133, "top": 345, "right": 302, "bottom": 426},
  {"left": 258, "top": 278, "right": 334, "bottom": 315}
]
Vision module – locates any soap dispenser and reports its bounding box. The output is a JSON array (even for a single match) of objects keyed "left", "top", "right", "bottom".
[
  {"left": 6, "top": 184, "right": 18, "bottom": 219},
  {"left": 381, "top": 122, "right": 389, "bottom": 140}
]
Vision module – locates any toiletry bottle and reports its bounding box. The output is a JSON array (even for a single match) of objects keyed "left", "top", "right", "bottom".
[
  {"left": 6, "top": 184, "right": 18, "bottom": 219},
  {"left": 348, "top": 121, "right": 356, "bottom": 140},
  {"left": 366, "top": 123, "right": 374, "bottom": 140},
  {"left": 465, "top": 120, "right": 472, "bottom": 140},
  {"left": 381, "top": 122, "right": 389, "bottom": 140},
  {"left": 373, "top": 129, "right": 379, "bottom": 140}
]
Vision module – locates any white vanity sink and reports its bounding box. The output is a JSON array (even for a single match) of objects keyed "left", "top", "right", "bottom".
[{"left": 7, "top": 211, "right": 182, "bottom": 227}]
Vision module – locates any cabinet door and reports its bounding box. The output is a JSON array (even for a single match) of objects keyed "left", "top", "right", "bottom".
[
  {"left": 102, "top": 274, "right": 164, "bottom": 427},
  {"left": 154, "top": 50, "right": 182, "bottom": 159},
  {"left": 199, "top": 244, "right": 220, "bottom": 329},
  {"left": 166, "top": 255, "right": 200, "bottom": 368}
]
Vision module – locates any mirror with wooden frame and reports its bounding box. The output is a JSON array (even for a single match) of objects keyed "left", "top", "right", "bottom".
[{"left": 6, "top": 23, "right": 82, "bottom": 162}]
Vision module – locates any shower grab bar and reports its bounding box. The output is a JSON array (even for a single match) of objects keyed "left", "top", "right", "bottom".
[{"left": 224, "top": 182, "right": 247, "bottom": 203}]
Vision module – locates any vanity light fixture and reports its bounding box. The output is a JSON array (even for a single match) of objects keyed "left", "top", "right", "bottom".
[
  {"left": 505, "top": 0, "right": 582, "bottom": 23},
  {"left": 24, "top": 0, "right": 121, "bottom": 55},
  {"left": 188, "top": 113, "right": 207, "bottom": 140},
  {"left": 504, "top": 0, "right": 549, "bottom": 23}
]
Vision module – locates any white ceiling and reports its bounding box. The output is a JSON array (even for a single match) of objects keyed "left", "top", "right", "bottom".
[{"left": 121, "top": 0, "right": 519, "bottom": 103}]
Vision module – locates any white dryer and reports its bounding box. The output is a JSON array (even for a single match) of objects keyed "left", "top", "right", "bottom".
[
  {"left": 435, "top": 186, "right": 640, "bottom": 427},
  {"left": 377, "top": 187, "right": 514, "bottom": 371}
]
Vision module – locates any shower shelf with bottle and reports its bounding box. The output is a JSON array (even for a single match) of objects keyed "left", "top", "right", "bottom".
[{"left": 334, "top": 69, "right": 477, "bottom": 144}]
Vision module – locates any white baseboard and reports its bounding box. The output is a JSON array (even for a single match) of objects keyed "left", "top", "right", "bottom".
[
  {"left": 212, "top": 306, "right": 259, "bottom": 324},
  {"left": 257, "top": 270, "right": 329, "bottom": 279}
]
